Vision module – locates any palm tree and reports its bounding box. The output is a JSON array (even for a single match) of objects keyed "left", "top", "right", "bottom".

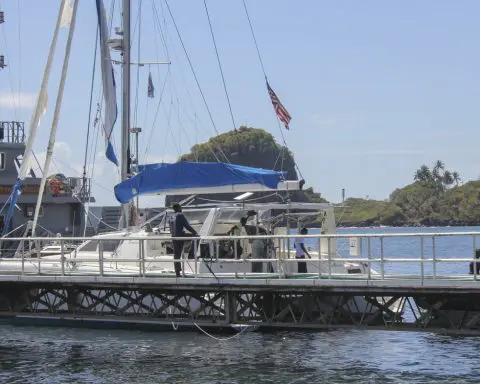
[
  {"left": 443, "top": 170, "right": 454, "bottom": 186},
  {"left": 414, "top": 165, "right": 431, "bottom": 182},
  {"left": 432, "top": 160, "right": 445, "bottom": 183},
  {"left": 452, "top": 171, "right": 461, "bottom": 186},
  {"left": 434, "top": 160, "right": 445, "bottom": 170}
]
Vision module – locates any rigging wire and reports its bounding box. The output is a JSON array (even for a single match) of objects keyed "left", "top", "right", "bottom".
[
  {"left": 241, "top": 0, "right": 267, "bottom": 79},
  {"left": 203, "top": 0, "right": 237, "bottom": 131},
  {"left": 241, "top": 0, "right": 305, "bottom": 181},
  {"left": 82, "top": 26, "right": 99, "bottom": 193},
  {"left": 163, "top": 0, "right": 230, "bottom": 163},
  {"left": 142, "top": 66, "right": 171, "bottom": 163},
  {"left": 150, "top": 2, "right": 223, "bottom": 164},
  {"left": 81, "top": 26, "right": 100, "bottom": 233}
]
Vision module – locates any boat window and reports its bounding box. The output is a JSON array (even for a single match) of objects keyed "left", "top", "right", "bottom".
[
  {"left": 217, "top": 210, "right": 249, "bottom": 223},
  {"left": 79, "top": 239, "right": 121, "bottom": 252},
  {"left": 165, "top": 210, "right": 210, "bottom": 226},
  {"left": 79, "top": 240, "right": 98, "bottom": 252},
  {"left": 0, "top": 153, "right": 5, "bottom": 170}
]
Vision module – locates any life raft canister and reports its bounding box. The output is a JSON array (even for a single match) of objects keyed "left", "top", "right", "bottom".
[{"left": 48, "top": 178, "right": 63, "bottom": 196}]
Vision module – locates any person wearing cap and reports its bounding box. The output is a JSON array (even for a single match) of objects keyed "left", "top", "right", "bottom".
[{"left": 168, "top": 203, "right": 197, "bottom": 277}]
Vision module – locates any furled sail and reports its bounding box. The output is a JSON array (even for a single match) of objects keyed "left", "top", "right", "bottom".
[{"left": 96, "top": 0, "right": 118, "bottom": 166}]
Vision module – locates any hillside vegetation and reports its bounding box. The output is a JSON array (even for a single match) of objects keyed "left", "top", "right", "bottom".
[
  {"left": 337, "top": 161, "right": 480, "bottom": 227},
  {"left": 165, "top": 126, "right": 326, "bottom": 206},
  {"left": 165, "top": 129, "right": 479, "bottom": 226}
]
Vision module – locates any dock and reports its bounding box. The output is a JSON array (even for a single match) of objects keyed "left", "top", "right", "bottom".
[{"left": 0, "top": 231, "right": 480, "bottom": 334}]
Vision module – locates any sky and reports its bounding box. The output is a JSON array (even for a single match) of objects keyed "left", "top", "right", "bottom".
[{"left": 0, "top": 0, "right": 479, "bottom": 206}]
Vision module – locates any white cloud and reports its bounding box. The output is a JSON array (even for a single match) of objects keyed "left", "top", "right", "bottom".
[{"left": 0, "top": 91, "right": 37, "bottom": 109}]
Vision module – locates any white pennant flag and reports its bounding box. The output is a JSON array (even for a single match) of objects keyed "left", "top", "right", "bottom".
[{"left": 60, "top": 0, "right": 73, "bottom": 28}]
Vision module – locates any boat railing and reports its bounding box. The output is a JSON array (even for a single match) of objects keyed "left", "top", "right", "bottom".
[{"left": 0, "top": 231, "right": 480, "bottom": 282}]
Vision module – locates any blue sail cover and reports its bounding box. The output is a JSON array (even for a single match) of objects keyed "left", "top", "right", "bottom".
[{"left": 114, "top": 162, "right": 286, "bottom": 203}]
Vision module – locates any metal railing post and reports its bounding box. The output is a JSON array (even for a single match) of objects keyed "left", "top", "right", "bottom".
[
  {"left": 327, "top": 237, "right": 332, "bottom": 279},
  {"left": 37, "top": 240, "right": 41, "bottom": 275},
  {"left": 61, "top": 239, "right": 65, "bottom": 276},
  {"left": 277, "top": 237, "right": 282, "bottom": 279},
  {"left": 194, "top": 239, "right": 198, "bottom": 278},
  {"left": 420, "top": 236, "right": 424, "bottom": 283},
  {"left": 99, "top": 240, "right": 104, "bottom": 276},
  {"left": 432, "top": 236, "right": 436, "bottom": 280},
  {"left": 138, "top": 239, "right": 143, "bottom": 277},
  {"left": 21, "top": 246, "right": 24, "bottom": 276},
  {"left": 473, "top": 236, "right": 477, "bottom": 282},
  {"left": 318, "top": 236, "right": 321, "bottom": 278},
  {"left": 367, "top": 237, "right": 371, "bottom": 280},
  {"left": 380, "top": 237, "right": 384, "bottom": 279}
]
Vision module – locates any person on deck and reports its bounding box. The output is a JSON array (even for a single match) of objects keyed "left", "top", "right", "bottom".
[
  {"left": 168, "top": 203, "right": 197, "bottom": 277},
  {"left": 295, "top": 227, "right": 311, "bottom": 274}
]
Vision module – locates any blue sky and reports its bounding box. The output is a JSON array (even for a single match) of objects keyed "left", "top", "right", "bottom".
[{"left": 0, "top": 0, "right": 479, "bottom": 206}]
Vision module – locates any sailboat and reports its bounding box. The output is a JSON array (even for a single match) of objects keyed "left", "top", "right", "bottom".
[{"left": 0, "top": 1, "right": 403, "bottom": 321}]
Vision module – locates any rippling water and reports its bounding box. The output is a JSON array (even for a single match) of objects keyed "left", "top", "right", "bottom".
[
  {"left": 0, "top": 326, "right": 479, "bottom": 383},
  {"left": 1, "top": 226, "right": 480, "bottom": 383}
]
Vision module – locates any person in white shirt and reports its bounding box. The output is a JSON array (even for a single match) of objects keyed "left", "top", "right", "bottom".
[{"left": 295, "top": 227, "right": 311, "bottom": 273}]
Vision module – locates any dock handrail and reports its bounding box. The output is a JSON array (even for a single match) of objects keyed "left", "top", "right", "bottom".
[{"left": 0, "top": 230, "right": 479, "bottom": 283}]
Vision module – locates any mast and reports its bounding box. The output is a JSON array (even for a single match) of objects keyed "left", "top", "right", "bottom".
[
  {"left": 121, "top": 0, "right": 131, "bottom": 228},
  {"left": 31, "top": 0, "right": 79, "bottom": 236}
]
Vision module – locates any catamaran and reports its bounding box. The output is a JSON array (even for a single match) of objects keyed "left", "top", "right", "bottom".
[{"left": 0, "top": 1, "right": 403, "bottom": 320}]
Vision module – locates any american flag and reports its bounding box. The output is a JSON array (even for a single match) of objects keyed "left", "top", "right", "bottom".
[{"left": 267, "top": 81, "right": 291, "bottom": 129}]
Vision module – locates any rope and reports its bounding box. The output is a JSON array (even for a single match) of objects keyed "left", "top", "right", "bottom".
[
  {"left": 164, "top": 0, "right": 230, "bottom": 164},
  {"left": 194, "top": 322, "right": 253, "bottom": 341},
  {"left": 203, "top": 0, "right": 237, "bottom": 131}
]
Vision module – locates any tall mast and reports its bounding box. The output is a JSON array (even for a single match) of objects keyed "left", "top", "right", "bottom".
[{"left": 121, "top": 0, "right": 131, "bottom": 228}]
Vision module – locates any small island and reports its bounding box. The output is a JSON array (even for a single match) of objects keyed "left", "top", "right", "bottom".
[{"left": 166, "top": 127, "right": 480, "bottom": 227}]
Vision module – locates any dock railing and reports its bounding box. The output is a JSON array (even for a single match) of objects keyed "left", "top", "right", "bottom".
[{"left": 1, "top": 231, "right": 480, "bottom": 282}]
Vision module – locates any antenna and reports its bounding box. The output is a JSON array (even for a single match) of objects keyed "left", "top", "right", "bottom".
[{"left": 0, "top": 10, "right": 5, "bottom": 70}]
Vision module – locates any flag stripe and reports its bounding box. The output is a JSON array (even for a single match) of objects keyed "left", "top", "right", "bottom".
[{"left": 267, "top": 81, "right": 291, "bottom": 129}]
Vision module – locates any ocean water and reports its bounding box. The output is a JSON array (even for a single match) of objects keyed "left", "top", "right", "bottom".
[{"left": 1, "top": 226, "right": 479, "bottom": 383}]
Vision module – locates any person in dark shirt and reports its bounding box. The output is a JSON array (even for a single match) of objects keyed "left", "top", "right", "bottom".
[{"left": 168, "top": 203, "right": 197, "bottom": 277}]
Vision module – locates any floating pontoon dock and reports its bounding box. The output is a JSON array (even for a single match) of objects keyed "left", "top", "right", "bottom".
[{"left": 0, "top": 231, "right": 480, "bottom": 333}]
